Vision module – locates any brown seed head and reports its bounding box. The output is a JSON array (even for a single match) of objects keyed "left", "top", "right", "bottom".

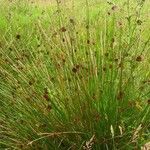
[
  {"left": 118, "top": 21, "right": 123, "bottom": 27},
  {"left": 87, "top": 39, "right": 90, "bottom": 44},
  {"left": 137, "top": 19, "right": 142, "bottom": 25},
  {"left": 117, "top": 91, "right": 124, "bottom": 100},
  {"left": 72, "top": 67, "right": 78, "bottom": 73},
  {"left": 60, "top": 27, "right": 67, "bottom": 32},
  {"left": 103, "top": 67, "right": 107, "bottom": 72},
  {"left": 108, "top": 12, "right": 111, "bottom": 15},
  {"left": 136, "top": 56, "right": 143, "bottom": 62},
  {"left": 16, "top": 34, "right": 21, "bottom": 40},
  {"left": 112, "top": 5, "right": 117, "bottom": 11},
  {"left": 70, "top": 18, "right": 75, "bottom": 24}
]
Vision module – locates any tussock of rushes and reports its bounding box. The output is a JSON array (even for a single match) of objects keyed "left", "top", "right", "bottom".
[{"left": 0, "top": 0, "right": 150, "bottom": 149}]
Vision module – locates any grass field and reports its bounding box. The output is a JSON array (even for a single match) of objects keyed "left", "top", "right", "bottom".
[{"left": 0, "top": 0, "right": 150, "bottom": 149}]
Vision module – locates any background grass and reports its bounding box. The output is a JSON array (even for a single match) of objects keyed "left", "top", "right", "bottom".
[{"left": 0, "top": 0, "right": 150, "bottom": 149}]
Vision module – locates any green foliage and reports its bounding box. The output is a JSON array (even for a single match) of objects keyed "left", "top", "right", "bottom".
[{"left": 0, "top": 0, "right": 150, "bottom": 149}]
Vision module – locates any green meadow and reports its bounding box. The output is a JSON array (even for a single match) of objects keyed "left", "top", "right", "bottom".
[{"left": 0, "top": 0, "right": 150, "bottom": 149}]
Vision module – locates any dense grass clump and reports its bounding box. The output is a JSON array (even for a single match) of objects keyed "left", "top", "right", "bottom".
[{"left": 0, "top": 0, "right": 150, "bottom": 149}]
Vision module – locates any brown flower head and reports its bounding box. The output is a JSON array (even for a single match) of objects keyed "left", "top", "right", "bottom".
[
  {"left": 117, "top": 91, "right": 124, "bottom": 100},
  {"left": 72, "top": 64, "right": 80, "bottom": 73},
  {"left": 112, "top": 5, "right": 118, "bottom": 11},
  {"left": 136, "top": 55, "right": 143, "bottom": 62},
  {"left": 70, "top": 18, "right": 75, "bottom": 24},
  {"left": 72, "top": 67, "right": 78, "bottom": 73},
  {"left": 137, "top": 19, "right": 142, "bottom": 25},
  {"left": 16, "top": 34, "right": 21, "bottom": 40},
  {"left": 60, "top": 27, "right": 67, "bottom": 32}
]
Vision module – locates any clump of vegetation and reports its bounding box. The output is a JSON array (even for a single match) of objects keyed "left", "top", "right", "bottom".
[{"left": 0, "top": 0, "right": 150, "bottom": 149}]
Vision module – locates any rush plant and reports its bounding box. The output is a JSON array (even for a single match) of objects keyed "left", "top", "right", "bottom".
[{"left": 0, "top": 0, "right": 150, "bottom": 149}]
